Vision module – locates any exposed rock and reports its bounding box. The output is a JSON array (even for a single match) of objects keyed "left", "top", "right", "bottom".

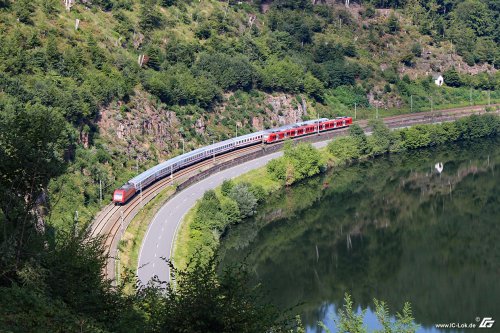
[
  {"left": 265, "top": 94, "right": 307, "bottom": 125},
  {"left": 194, "top": 117, "right": 206, "bottom": 135},
  {"left": 98, "top": 90, "right": 182, "bottom": 161}
]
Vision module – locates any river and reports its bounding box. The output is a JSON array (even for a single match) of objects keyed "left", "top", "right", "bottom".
[{"left": 218, "top": 137, "right": 500, "bottom": 332}]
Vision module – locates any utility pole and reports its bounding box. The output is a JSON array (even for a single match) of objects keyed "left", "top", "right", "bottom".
[
  {"left": 99, "top": 179, "right": 102, "bottom": 205},
  {"left": 354, "top": 103, "right": 357, "bottom": 120},
  {"left": 182, "top": 138, "right": 185, "bottom": 154}
]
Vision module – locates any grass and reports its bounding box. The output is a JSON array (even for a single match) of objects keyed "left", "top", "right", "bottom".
[
  {"left": 171, "top": 201, "right": 199, "bottom": 271},
  {"left": 117, "top": 185, "right": 175, "bottom": 292}
]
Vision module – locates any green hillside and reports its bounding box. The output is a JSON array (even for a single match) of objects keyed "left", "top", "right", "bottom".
[
  {"left": 2, "top": 0, "right": 499, "bottom": 225},
  {"left": 1, "top": 0, "right": 500, "bottom": 331}
]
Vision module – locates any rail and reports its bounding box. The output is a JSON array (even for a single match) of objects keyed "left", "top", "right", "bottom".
[{"left": 89, "top": 104, "right": 498, "bottom": 282}]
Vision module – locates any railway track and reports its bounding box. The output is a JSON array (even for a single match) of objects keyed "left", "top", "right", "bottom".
[{"left": 89, "top": 103, "right": 498, "bottom": 281}]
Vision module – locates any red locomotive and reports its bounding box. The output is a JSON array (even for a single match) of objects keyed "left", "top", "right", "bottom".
[{"left": 113, "top": 184, "right": 136, "bottom": 204}]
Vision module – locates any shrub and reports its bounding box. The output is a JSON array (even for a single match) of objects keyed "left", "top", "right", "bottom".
[
  {"left": 267, "top": 142, "right": 324, "bottom": 185},
  {"left": 327, "top": 136, "right": 360, "bottom": 163},
  {"left": 228, "top": 183, "right": 258, "bottom": 218},
  {"left": 221, "top": 179, "right": 235, "bottom": 196}
]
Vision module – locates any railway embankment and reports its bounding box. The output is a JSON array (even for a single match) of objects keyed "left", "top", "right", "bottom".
[{"left": 90, "top": 104, "right": 499, "bottom": 283}]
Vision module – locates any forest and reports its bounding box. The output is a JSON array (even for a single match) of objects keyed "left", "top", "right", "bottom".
[
  {"left": 0, "top": 0, "right": 499, "bottom": 331},
  {"left": 1, "top": 0, "right": 499, "bottom": 225}
]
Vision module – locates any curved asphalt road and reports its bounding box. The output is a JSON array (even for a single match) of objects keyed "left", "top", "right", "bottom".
[{"left": 137, "top": 140, "right": 330, "bottom": 284}]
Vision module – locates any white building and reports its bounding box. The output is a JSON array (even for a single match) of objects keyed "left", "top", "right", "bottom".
[{"left": 433, "top": 74, "right": 444, "bottom": 86}]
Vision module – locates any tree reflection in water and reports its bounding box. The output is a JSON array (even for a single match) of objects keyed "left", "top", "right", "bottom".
[{"left": 219, "top": 138, "right": 500, "bottom": 332}]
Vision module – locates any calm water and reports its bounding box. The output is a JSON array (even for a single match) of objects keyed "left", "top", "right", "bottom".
[{"left": 219, "top": 138, "right": 500, "bottom": 332}]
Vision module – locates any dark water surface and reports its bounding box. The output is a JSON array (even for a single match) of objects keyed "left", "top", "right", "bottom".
[{"left": 218, "top": 138, "right": 500, "bottom": 332}]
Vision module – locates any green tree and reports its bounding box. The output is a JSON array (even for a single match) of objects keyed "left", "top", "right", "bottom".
[
  {"left": 87, "top": 36, "right": 105, "bottom": 70},
  {"left": 229, "top": 183, "right": 258, "bottom": 218},
  {"left": 259, "top": 57, "right": 305, "bottom": 93},
  {"left": 0, "top": 102, "right": 68, "bottom": 264},
  {"left": 387, "top": 12, "right": 400, "bottom": 34},
  {"left": 45, "top": 35, "right": 61, "bottom": 69},
  {"left": 195, "top": 53, "right": 254, "bottom": 91},
  {"left": 411, "top": 43, "right": 422, "bottom": 57},
  {"left": 328, "top": 136, "right": 360, "bottom": 162},
  {"left": 220, "top": 197, "right": 241, "bottom": 224},
  {"left": 139, "top": 0, "right": 164, "bottom": 30},
  {"left": 349, "top": 124, "right": 370, "bottom": 155},
  {"left": 452, "top": 0, "right": 493, "bottom": 37},
  {"left": 221, "top": 179, "right": 235, "bottom": 196},
  {"left": 13, "top": 0, "right": 34, "bottom": 24},
  {"left": 303, "top": 72, "right": 324, "bottom": 100},
  {"left": 147, "top": 46, "right": 162, "bottom": 71},
  {"left": 443, "top": 67, "right": 462, "bottom": 87},
  {"left": 152, "top": 256, "right": 286, "bottom": 332},
  {"left": 267, "top": 142, "right": 324, "bottom": 185},
  {"left": 368, "top": 119, "right": 393, "bottom": 155}
]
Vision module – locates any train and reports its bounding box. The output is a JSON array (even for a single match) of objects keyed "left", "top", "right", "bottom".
[{"left": 112, "top": 116, "right": 352, "bottom": 204}]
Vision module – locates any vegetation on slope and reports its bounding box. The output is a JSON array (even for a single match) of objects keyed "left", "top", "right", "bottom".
[{"left": 1, "top": 0, "right": 500, "bottom": 228}]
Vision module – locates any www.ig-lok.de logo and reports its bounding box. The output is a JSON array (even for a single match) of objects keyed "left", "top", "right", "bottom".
[{"left": 478, "top": 317, "right": 495, "bottom": 328}]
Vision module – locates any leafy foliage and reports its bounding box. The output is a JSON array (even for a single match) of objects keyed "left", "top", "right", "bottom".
[
  {"left": 267, "top": 141, "right": 324, "bottom": 185},
  {"left": 328, "top": 114, "right": 500, "bottom": 166},
  {"left": 154, "top": 256, "right": 286, "bottom": 333},
  {"left": 318, "top": 294, "right": 418, "bottom": 333}
]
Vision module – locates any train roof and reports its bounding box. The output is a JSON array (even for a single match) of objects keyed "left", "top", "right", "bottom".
[
  {"left": 126, "top": 118, "right": 350, "bottom": 186},
  {"left": 266, "top": 118, "right": 330, "bottom": 133}
]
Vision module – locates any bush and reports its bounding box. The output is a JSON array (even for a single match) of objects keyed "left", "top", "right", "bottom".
[
  {"left": 411, "top": 43, "right": 422, "bottom": 57},
  {"left": 267, "top": 142, "right": 324, "bottom": 185},
  {"left": 195, "top": 53, "right": 254, "bottom": 91},
  {"left": 349, "top": 124, "right": 370, "bottom": 156},
  {"left": 228, "top": 183, "right": 258, "bottom": 218},
  {"left": 327, "top": 136, "right": 360, "bottom": 163},
  {"left": 221, "top": 179, "right": 235, "bottom": 196},
  {"left": 259, "top": 58, "right": 305, "bottom": 93},
  {"left": 443, "top": 67, "right": 462, "bottom": 87}
]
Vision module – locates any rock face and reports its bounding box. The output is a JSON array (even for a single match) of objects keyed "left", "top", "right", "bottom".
[
  {"left": 265, "top": 94, "right": 308, "bottom": 126},
  {"left": 98, "top": 90, "right": 182, "bottom": 161}
]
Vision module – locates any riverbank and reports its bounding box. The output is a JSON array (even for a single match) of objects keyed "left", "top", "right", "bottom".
[{"left": 173, "top": 113, "right": 500, "bottom": 270}]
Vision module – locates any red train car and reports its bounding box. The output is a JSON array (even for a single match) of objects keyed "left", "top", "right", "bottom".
[
  {"left": 264, "top": 117, "right": 352, "bottom": 144},
  {"left": 113, "top": 184, "right": 136, "bottom": 204}
]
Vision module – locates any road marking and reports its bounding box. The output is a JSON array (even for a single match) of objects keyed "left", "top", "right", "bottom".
[
  {"left": 155, "top": 253, "right": 157, "bottom": 257},
  {"left": 157, "top": 243, "right": 159, "bottom": 248}
]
